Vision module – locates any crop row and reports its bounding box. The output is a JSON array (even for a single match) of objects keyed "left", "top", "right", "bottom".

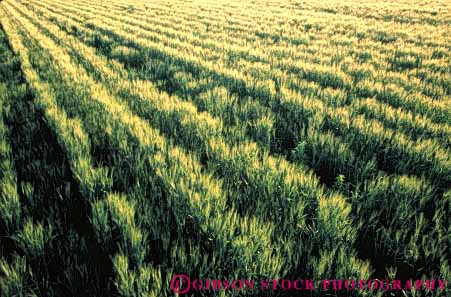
[
  {"left": 0, "top": 25, "right": 29, "bottom": 297},
  {"left": 0, "top": 7, "right": 162, "bottom": 296}
]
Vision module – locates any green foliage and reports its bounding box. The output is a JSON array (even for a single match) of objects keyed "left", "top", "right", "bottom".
[
  {"left": 0, "top": 0, "right": 450, "bottom": 296},
  {"left": 14, "top": 220, "right": 53, "bottom": 258},
  {"left": 0, "top": 257, "right": 34, "bottom": 297}
]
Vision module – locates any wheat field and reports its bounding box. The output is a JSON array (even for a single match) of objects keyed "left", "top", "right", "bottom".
[{"left": 0, "top": 0, "right": 450, "bottom": 296}]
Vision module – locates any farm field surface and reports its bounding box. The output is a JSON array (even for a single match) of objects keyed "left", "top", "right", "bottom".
[{"left": 0, "top": 0, "right": 450, "bottom": 296}]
